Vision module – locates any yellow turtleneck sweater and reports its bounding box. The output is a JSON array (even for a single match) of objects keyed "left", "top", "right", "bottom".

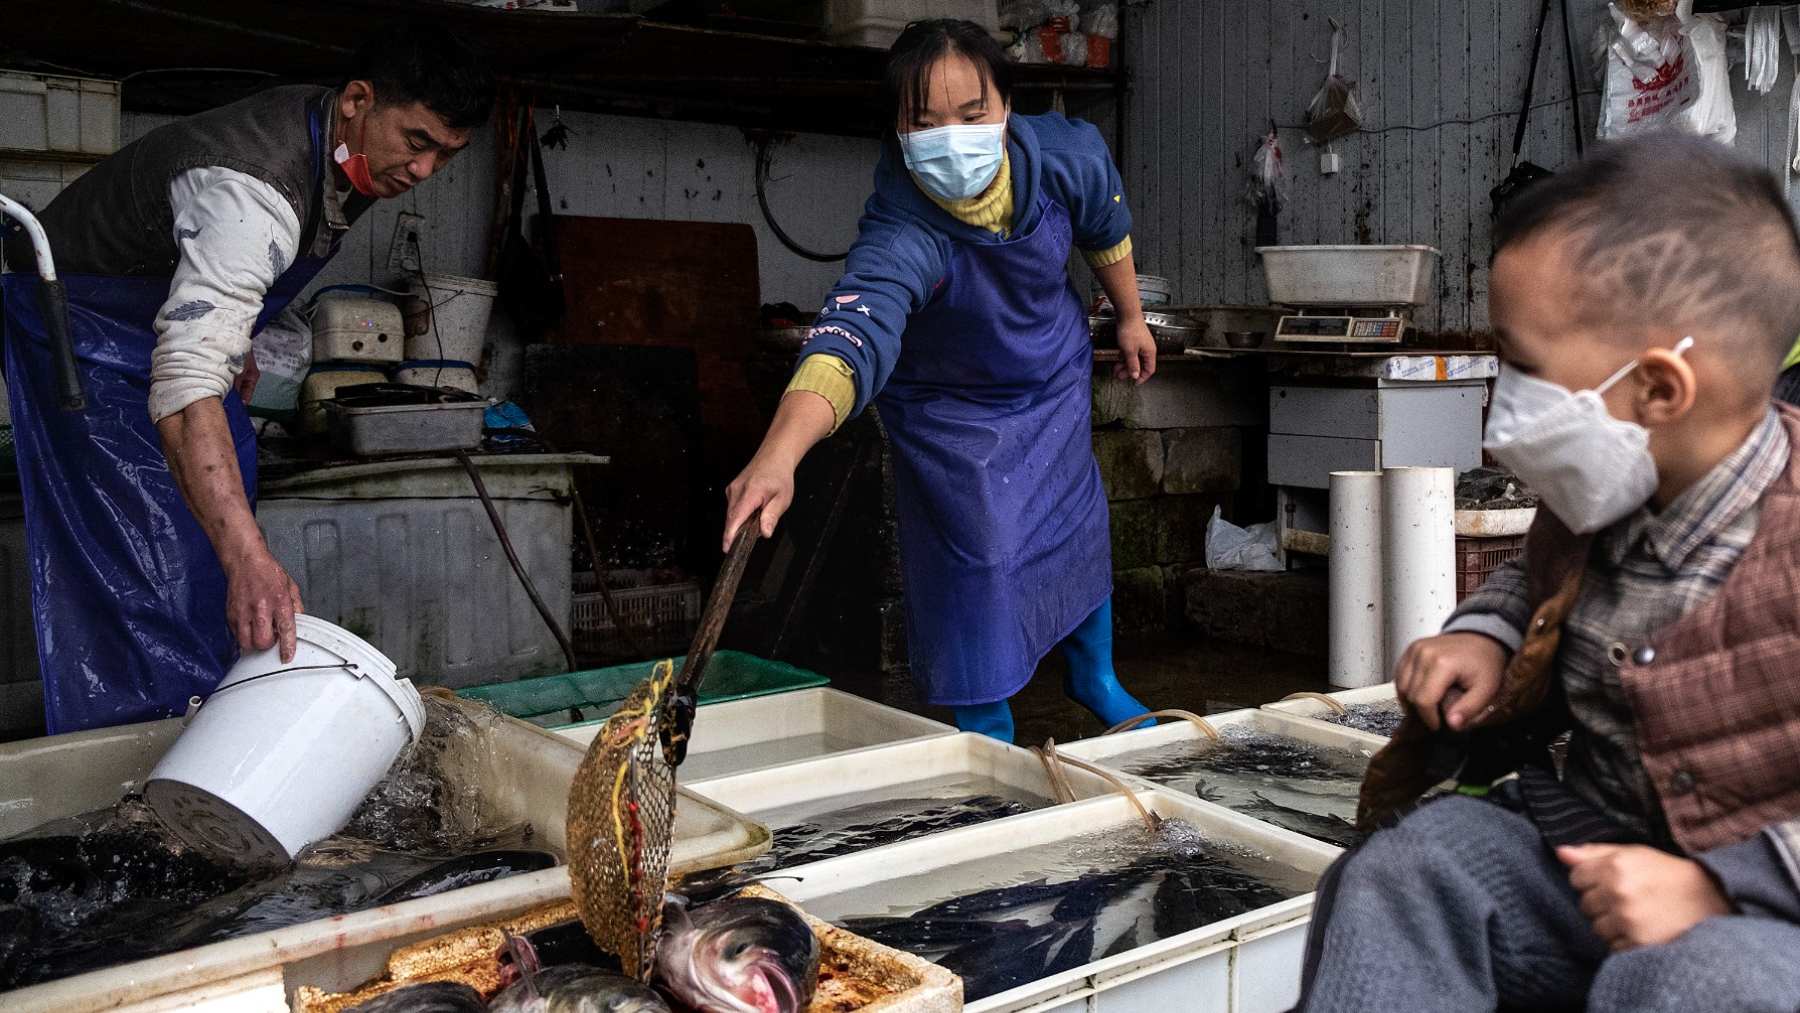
[{"left": 787, "top": 152, "right": 1133, "bottom": 431}]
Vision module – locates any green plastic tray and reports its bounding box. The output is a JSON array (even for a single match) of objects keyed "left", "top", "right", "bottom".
[{"left": 457, "top": 650, "right": 828, "bottom": 728}]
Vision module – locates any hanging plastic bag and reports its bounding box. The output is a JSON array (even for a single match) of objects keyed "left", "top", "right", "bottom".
[
  {"left": 247, "top": 305, "right": 311, "bottom": 418},
  {"left": 1248, "top": 129, "right": 1287, "bottom": 246},
  {"left": 1598, "top": 1, "right": 1733, "bottom": 144},
  {"left": 1204, "top": 506, "right": 1284, "bottom": 573},
  {"left": 1084, "top": 3, "right": 1120, "bottom": 40},
  {"left": 1306, "top": 18, "right": 1363, "bottom": 145},
  {"left": 1745, "top": 6, "right": 1782, "bottom": 95}
]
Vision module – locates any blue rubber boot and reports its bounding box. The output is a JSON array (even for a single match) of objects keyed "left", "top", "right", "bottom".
[
  {"left": 1062, "top": 598, "right": 1152, "bottom": 728},
  {"left": 953, "top": 700, "right": 1015, "bottom": 744}
]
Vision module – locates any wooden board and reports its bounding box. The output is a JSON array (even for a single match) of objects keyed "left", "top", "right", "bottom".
[{"left": 548, "top": 216, "right": 766, "bottom": 477}]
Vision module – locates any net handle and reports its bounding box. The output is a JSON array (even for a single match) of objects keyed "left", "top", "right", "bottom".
[
  {"left": 677, "top": 509, "right": 763, "bottom": 695},
  {"left": 1279, "top": 691, "right": 1350, "bottom": 715},
  {"left": 1106, "top": 709, "right": 1221, "bottom": 740}
]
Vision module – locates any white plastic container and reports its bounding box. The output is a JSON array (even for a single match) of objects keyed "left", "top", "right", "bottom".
[
  {"left": 829, "top": 0, "right": 1000, "bottom": 48},
  {"left": 781, "top": 790, "right": 1339, "bottom": 1013},
  {"left": 686, "top": 732, "right": 1127, "bottom": 857},
  {"left": 311, "top": 296, "right": 405, "bottom": 364},
  {"left": 143, "top": 616, "right": 423, "bottom": 865},
  {"left": 298, "top": 364, "right": 388, "bottom": 434},
  {"left": 393, "top": 360, "right": 479, "bottom": 394},
  {"left": 557, "top": 687, "right": 956, "bottom": 781},
  {"left": 406, "top": 272, "right": 497, "bottom": 363},
  {"left": 1255, "top": 244, "right": 1441, "bottom": 307},
  {"left": 0, "top": 709, "right": 768, "bottom": 1012},
  {"left": 1059, "top": 706, "right": 1387, "bottom": 770},
  {"left": 0, "top": 71, "right": 121, "bottom": 155},
  {"left": 1263, "top": 684, "right": 1401, "bottom": 741}
]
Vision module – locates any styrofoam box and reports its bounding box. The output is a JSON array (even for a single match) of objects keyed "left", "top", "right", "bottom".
[
  {"left": 0, "top": 72, "right": 121, "bottom": 155},
  {"left": 258, "top": 454, "right": 603, "bottom": 688},
  {"left": 557, "top": 687, "right": 956, "bottom": 781},
  {"left": 780, "top": 790, "right": 1341, "bottom": 1013},
  {"left": 0, "top": 712, "right": 768, "bottom": 1013},
  {"left": 829, "top": 0, "right": 1000, "bottom": 48},
  {"left": 686, "top": 732, "right": 1129, "bottom": 849},
  {"left": 1261, "top": 684, "right": 1400, "bottom": 741}
]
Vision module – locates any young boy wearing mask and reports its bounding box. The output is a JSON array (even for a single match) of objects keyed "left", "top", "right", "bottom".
[{"left": 1295, "top": 134, "right": 1800, "bottom": 1012}]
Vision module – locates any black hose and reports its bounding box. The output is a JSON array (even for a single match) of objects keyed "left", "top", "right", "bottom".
[
  {"left": 455, "top": 451, "right": 578, "bottom": 672},
  {"left": 1558, "top": 0, "right": 1586, "bottom": 157},
  {"left": 753, "top": 136, "right": 851, "bottom": 264}
]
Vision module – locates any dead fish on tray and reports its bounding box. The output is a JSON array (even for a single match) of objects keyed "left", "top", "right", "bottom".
[
  {"left": 347, "top": 981, "right": 489, "bottom": 1013},
  {"left": 488, "top": 936, "right": 672, "bottom": 1013}
]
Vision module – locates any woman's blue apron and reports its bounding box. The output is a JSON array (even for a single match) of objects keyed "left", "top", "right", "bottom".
[
  {"left": 878, "top": 194, "right": 1111, "bottom": 707},
  {"left": 0, "top": 110, "right": 342, "bottom": 734}
]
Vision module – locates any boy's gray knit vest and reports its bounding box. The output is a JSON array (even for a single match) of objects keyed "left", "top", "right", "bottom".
[{"left": 4, "top": 86, "right": 341, "bottom": 277}]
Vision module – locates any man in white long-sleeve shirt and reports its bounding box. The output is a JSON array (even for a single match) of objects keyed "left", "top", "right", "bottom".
[{"left": 0, "top": 22, "right": 493, "bottom": 732}]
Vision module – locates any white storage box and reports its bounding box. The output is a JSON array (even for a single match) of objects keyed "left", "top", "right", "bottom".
[
  {"left": 1059, "top": 707, "right": 1387, "bottom": 770},
  {"left": 829, "top": 0, "right": 1000, "bottom": 48},
  {"left": 312, "top": 296, "right": 405, "bottom": 364},
  {"left": 557, "top": 686, "right": 956, "bottom": 781},
  {"left": 0, "top": 710, "right": 768, "bottom": 1013},
  {"left": 0, "top": 71, "right": 120, "bottom": 156},
  {"left": 258, "top": 454, "right": 604, "bottom": 688},
  {"left": 686, "top": 732, "right": 1128, "bottom": 866},
  {"left": 1255, "top": 244, "right": 1440, "bottom": 307},
  {"left": 1262, "top": 684, "right": 1402, "bottom": 741},
  {"left": 782, "top": 790, "right": 1339, "bottom": 1013}
]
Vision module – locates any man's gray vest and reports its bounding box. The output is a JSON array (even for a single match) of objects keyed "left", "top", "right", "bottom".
[{"left": 4, "top": 85, "right": 347, "bottom": 277}]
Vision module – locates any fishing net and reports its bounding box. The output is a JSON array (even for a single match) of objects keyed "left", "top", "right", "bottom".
[{"left": 565, "top": 659, "right": 681, "bottom": 980}]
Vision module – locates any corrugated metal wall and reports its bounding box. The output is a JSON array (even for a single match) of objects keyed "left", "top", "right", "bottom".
[{"left": 1119, "top": 1, "right": 1800, "bottom": 333}]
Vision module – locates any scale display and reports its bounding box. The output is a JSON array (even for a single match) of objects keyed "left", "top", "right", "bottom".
[{"left": 1274, "top": 313, "right": 1408, "bottom": 344}]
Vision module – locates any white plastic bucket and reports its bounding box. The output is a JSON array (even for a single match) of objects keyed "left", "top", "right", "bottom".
[
  {"left": 144, "top": 615, "right": 425, "bottom": 866},
  {"left": 406, "top": 272, "right": 497, "bottom": 363}
]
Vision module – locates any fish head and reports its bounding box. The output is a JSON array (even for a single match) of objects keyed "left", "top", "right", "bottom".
[{"left": 657, "top": 897, "right": 818, "bottom": 1013}]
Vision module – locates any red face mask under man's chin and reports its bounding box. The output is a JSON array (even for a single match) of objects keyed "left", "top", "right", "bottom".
[{"left": 333, "top": 112, "right": 379, "bottom": 198}]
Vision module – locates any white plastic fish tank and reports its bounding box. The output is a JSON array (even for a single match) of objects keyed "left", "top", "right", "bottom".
[
  {"left": 0, "top": 709, "right": 769, "bottom": 1012},
  {"left": 685, "top": 733, "right": 1131, "bottom": 870},
  {"left": 778, "top": 789, "right": 1341, "bottom": 1013},
  {"left": 1058, "top": 708, "right": 1384, "bottom": 851},
  {"left": 1261, "top": 684, "right": 1404, "bottom": 741},
  {"left": 557, "top": 687, "right": 956, "bottom": 781}
]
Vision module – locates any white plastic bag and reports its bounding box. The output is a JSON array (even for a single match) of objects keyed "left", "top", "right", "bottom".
[
  {"left": 1084, "top": 4, "right": 1119, "bottom": 41},
  {"left": 1204, "top": 506, "right": 1284, "bottom": 573},
  {"left": 248, "top": 305, "right": 311, "bottom": 417},
  {"left": 1306, "top": 18, "right": 1363, "bottom": 145},
  {"left": 1598, "top": 0, "right": 1734, "bottom": 144}
]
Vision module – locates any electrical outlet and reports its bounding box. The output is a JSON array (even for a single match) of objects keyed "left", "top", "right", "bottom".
[{"left": 387, "top": 211, "right": 425, "bottom": 272}]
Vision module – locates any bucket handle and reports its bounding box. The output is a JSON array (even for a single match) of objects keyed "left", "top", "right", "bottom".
[{"left": 196, "top": 661, "right": 363, "bottom": 710}]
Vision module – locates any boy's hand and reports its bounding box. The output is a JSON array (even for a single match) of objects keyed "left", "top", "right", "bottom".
[
  {"left": 1394, "top": 632, "right": 1508, "bottom": 731},
  {"left": 1558, "top": 844, "right": 1730, "bottom": 952}
]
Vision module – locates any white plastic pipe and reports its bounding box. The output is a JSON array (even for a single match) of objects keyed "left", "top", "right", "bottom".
[
  {"left": 1329, "top": 470, "right": 1385, "bottom": 689},
  {"left": 1381, "top": 466, "right": 1457, "bottom": 679}
]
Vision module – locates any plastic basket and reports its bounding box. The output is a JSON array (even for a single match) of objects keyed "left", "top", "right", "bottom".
[
  {"left": 1455, "top": 533, "right": 1526, "bottom": 601},
  {"left": 571, "top": 580, "right": 701, "bottom": 657},
  {"left": 457, "top": 650, "right": 829, "bottom": 727}
]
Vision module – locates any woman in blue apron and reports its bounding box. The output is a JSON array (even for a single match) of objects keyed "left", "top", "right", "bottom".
[{"left": 724, "top": 19, "right": 1160, "bottom": 743}]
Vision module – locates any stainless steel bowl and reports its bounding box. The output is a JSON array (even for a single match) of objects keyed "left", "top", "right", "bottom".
[{"left": 1223, "top": 330, "right": 1265, "bottom": 350}]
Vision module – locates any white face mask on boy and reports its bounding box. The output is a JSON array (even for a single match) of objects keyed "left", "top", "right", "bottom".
[{"left": 1482, "top": 336, "right": 1694, "bottom": 535}]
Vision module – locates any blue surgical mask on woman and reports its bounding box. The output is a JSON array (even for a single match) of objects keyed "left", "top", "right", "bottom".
[{"left": 898, "top": 119, "right": 1008, "bottom": 201}]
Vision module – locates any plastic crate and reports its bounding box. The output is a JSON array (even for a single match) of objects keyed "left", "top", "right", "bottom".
[
  {"left": 457, "top": 650, "right": 829, "bottom": 727},
  {"left": 1455, "top": 533, "right": 1526, "bottom": 601},
  {"left": 572, "top": 579, "right": 700, "bottom": 656}
]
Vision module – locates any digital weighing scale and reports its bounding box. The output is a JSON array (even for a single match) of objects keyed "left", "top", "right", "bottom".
[{"left": 1274, "top": 307, "right": 1412, "bottom": 344}]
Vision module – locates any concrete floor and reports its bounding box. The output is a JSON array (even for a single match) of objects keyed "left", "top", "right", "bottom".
[{"left": 908, "top": 633, "right": 1331, "bottom": 746}]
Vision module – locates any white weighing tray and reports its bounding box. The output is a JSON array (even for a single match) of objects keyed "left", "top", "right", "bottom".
[
  {"left": 780, "top": 790, "right": 1341, "bottom": 1013},
  {"left": 557, "top": 687, "right": 956, "bottom": 781},
  {"left": 0, "top": 711, "right": 768, "bottom": 1012}
]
